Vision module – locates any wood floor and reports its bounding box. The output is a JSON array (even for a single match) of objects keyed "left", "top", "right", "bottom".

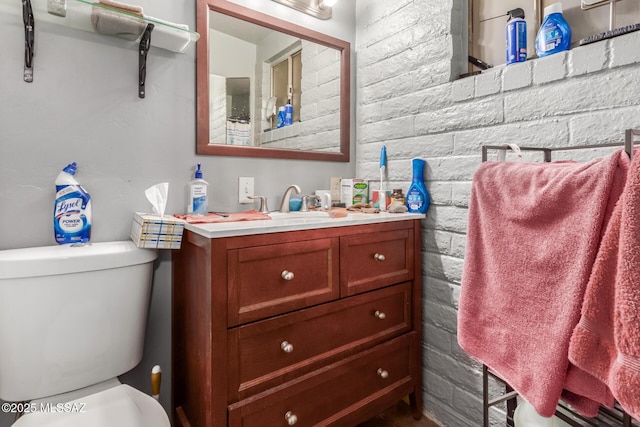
[{"left": 358, "top": 402, "right": 440, "bottom": 427}]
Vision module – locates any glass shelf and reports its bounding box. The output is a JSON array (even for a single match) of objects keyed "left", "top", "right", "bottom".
[
  {"left": 3, "top": 0, "right": 200, "bottom": 95},
  {"left": 31, "top": 0, "right": 200, "bottom": 53}
]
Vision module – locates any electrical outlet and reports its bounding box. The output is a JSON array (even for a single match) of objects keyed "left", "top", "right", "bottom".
[{"left": 238, "top": 177, "right": 254, "bottom": 204}]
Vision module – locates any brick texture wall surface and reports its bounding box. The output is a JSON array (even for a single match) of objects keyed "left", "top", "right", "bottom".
[
  {"left": 261, "top": 41, "right": 341, "bottom": 152},
  {"left": 355, "top": 1, "right": 640, "bottom": 426}
]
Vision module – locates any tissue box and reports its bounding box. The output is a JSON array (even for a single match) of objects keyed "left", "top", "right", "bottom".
[
  {"left": 341, "top": 179, "right": 368, "bottom": 205},
  {"left": 130, "top": 212, "right": 185, "bottom": 249}
]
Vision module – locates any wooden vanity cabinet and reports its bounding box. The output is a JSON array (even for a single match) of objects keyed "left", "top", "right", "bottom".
[{"left": 172, "top": 219, "right": 423, "bottom": 427}]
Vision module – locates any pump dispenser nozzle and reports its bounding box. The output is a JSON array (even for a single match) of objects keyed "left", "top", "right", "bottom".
[{"left": 195, "top": 163, "right": 203, "bottom": 179}]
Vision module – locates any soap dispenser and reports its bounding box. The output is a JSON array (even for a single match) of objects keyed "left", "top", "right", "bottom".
[
  {"left": 406, "top": 158, "right": 430, "bottom": 214},
  {"left": 188, "top": 163, "right": 209, "bottom": 215}
]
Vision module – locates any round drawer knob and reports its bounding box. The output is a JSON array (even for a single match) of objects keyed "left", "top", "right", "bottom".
[
  {"left": 377, "top": 368, "right": 389, "bottom": 379},
  {"left": 373, "top": 253, "right": 386, "bottom": 261},
  {"left": 374, "top": 310, "right": 386, "bottom": 320},
  {"left": 281, "top": 341, "right": 294, "bottom": 353},
  {"left": 281, "top": 270, "right": 295, "bottom": 280},
  {"left": 285, "top": 411, "right": 298, "bottom": 425}
]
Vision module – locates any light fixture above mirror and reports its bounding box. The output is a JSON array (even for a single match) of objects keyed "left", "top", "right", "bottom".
[{"left": 271, "top": 0, "right": 337, "bottom": 20}]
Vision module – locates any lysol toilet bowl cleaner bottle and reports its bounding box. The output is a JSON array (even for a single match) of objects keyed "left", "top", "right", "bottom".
[
  {"left": 535, "top": 2, "right": 571, "bottom": 58},
  {"left": 506, "top": 8, "right": 527, "bottom": 65},
  {"left": 406, "top": 158, "right": 430, "bottom": 214},
  {"left": 54, "top": 162, "right": 92, "bottom": 244}
]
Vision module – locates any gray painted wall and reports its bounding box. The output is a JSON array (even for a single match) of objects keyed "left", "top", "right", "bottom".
[
  {"left": 355, "top": 1, "right": 640, "bottom": 426},
  {"left": 0, "top": 0, "right": 355, "bottom": 425},
  {"left": 8, "top": 1, "right": 638, "bottom": 426}
]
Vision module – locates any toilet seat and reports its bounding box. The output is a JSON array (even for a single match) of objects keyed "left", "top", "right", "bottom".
[{"left": 12, "top": 383, "right": 169, "bottom": 427}]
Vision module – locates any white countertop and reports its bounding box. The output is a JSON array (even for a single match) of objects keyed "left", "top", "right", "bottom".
[{"left": 185, "top": 212, "right": 425, "bottom": 239}]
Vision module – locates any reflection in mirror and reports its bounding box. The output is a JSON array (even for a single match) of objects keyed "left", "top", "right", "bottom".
[
  {"left": 210, "top": 11, "right": 340, "bottom": 150},
  {"left": 196, "top": 0, "right": 350, "bottom": 161},
  {"left": 210, "top": 76, "right": 251, "bottom": 145}
]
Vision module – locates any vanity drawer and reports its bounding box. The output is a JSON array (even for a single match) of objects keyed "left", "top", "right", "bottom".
[
  {"left": 227, "top": 238, "right": 340, "bottom": 326},
  {"left": 340, "top": 228, "right": 414, "bottom": 296},
  {"left": 228, "top": 283, "right": 411, "bottom": 398},
  {"left": 227, "top": 333, "right": 416, "bottom": 427}
]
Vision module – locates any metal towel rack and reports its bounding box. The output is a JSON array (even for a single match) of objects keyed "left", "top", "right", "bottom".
[
  {"left": 482, "top": 129, "right": 640, "bottom": 163},
  {"left": 479, "top": 128, "right": 640, "bottom": 427}
]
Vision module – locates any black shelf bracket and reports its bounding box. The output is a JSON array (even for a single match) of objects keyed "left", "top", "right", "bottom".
[
  {"left": 138, "top": 23, "right": 154, "bottom": 98},
  {"left": 22, "top": 0, "right": 35, "bottom": 83}
]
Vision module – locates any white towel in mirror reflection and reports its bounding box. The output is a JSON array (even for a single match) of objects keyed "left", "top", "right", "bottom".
[{"left": 226, "top": 120, "right": 251, "bottom": 146}]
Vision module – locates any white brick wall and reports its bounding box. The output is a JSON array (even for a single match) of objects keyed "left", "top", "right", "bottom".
[
  {"left": 356, "top": 1, "right": 640, "bottom": 425},
  {"left": 261, "top": 40, "right": 341, "bottom": 152}
]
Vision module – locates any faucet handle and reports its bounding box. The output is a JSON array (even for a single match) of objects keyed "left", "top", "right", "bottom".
[
  {"left": 248, "top": 196, "right": 269, "bottom": 214},
  {"left": 300, "top": 195, "right": 319, "bottom": 212}
]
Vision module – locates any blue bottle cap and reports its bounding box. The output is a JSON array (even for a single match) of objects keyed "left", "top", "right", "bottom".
[
  {"left": 195, "top": 163, "right": 203, "bottom": 179},
  {"left": 63, "top": 162, "right": 77, "bottom": 176}
]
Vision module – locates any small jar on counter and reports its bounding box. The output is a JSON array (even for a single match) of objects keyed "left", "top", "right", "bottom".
[{"left": 391, "top": 188, "right": 405, "bottom": 204}]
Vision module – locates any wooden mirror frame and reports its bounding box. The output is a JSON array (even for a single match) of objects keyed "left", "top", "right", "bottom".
[{"left": 196, "top": 0, "right": 351, "bottom": 161}]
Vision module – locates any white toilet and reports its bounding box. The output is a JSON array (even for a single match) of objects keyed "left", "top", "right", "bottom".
[{"left": 0, "top": 241, "right": 170, "bottom": 427}]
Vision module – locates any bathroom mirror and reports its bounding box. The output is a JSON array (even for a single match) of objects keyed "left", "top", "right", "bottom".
[{"left": 196, "top": 0, "right": 351, "bottom": 161}]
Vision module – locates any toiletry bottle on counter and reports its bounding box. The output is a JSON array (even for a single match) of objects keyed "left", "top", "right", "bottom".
[
  {"left": 406, "top": 158, "right": 430, "bottom": 214},
  {"left": 391, "top": 188, "right": 405, "bottom": 205},
  {"left": 54, "top": 162, "right": 92, "bottom": 245},
  {"left": 284, "top": 101, "right": 293, "bottom": 126},
  {"left": 535, "top": 3, "right": 571, "bottom": 58},
  {"left": 188, "top": 163, "right": 208, "bottom": 215},
  {"left": 277, "top": 106, "right": 286, "bottom": 128},
  {"left": 506, "top": 8, "right": 527, "bottom": 65}
]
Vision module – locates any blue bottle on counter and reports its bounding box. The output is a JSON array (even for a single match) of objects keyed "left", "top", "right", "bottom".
[
  {"left": 406, "top": 158, "right": 430, "bottom": 214},
  {"left": 53, "top": 162, "right": 92, "bottom": 244},
  {"left": 284, "top": 102, "right": 293, "bottom": 126},
  {"left": 506, "top": 8, "right": 527, "bottom": 65},
  {"left": 535, "top": 2, "right": 571, "bottom": 58},
  {"left": 277, "top": 106, "right": 286, "bottom": 128}
]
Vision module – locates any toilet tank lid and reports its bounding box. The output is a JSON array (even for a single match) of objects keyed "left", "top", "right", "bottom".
[{"left": 0, "top": 241, "right": 158, "bottom": 279}]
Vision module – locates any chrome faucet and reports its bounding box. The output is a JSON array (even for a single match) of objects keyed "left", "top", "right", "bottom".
[{"left": 279, "top": 185, "right": 302, "bottom": 213}]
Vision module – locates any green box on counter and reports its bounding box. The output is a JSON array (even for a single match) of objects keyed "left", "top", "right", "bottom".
[{"left": 340, "top": 179, "right": 368, "bottom": 205}]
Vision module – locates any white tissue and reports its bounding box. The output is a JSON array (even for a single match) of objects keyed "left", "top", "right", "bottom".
[{"left": 145, "top": 182, "right": 169, "bottom": 217}]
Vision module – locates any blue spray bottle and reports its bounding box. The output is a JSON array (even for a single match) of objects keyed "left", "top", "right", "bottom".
[
  {"left": 406, "top": 158, "right": 430, "bottom": 214},
  {"left": 506, "top": 8, "right": 527, "bottom": 65}
]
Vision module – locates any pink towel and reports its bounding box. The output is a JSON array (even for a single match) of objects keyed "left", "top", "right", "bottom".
[
  {"left": 458, "top": 150, "right": 625, "bottom": 417},
  {"left": 568, "top": 149, "right": 640, "bottom": 420},
  {"left": 174, "top": 210, "right": 270, "bottom": 224}
]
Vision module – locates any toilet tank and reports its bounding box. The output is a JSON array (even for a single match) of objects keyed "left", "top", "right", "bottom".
[{"left": 0, "top": 241, "right": 157, "bottom": 402}]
